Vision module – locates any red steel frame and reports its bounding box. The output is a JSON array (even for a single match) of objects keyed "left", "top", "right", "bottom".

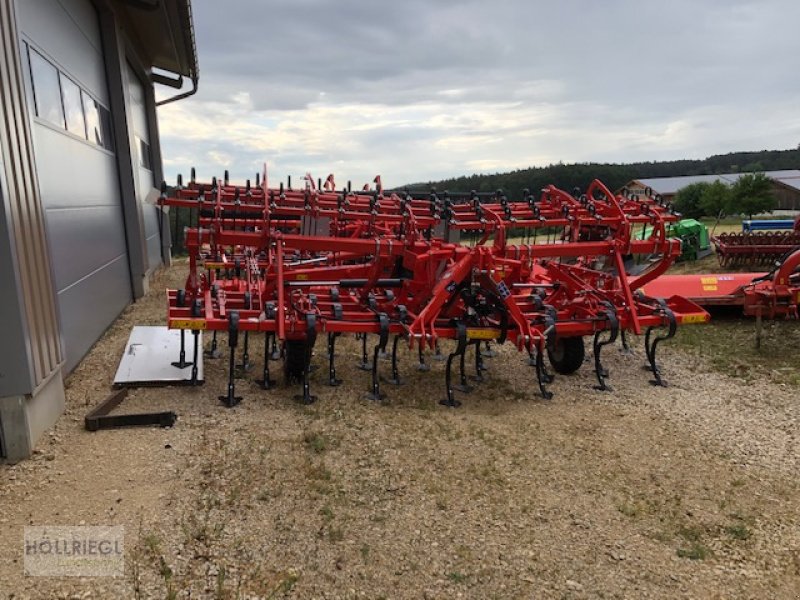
[{"left": 158, "top": 167, "right": 710, "bottom": 406}]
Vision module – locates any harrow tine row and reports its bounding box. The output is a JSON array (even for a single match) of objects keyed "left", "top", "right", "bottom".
[{"left": 157, "top": 166, "right": 710, "bottom": 407}]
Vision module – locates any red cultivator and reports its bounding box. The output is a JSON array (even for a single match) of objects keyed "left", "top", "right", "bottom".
[{"left": 158, "top": 168, "right": 709, "bottom": 407}]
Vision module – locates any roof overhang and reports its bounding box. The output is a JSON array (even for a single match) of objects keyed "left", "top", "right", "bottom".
[{"left": 115, "top": 0, "right": 199, "bottom": 104}]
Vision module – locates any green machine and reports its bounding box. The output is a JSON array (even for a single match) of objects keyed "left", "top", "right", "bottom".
[{"left": 634, "top": 219, "right": 711, "bottom": 262}]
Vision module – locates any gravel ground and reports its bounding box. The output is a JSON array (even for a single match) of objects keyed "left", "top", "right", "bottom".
[{"left": 1, "top": 264, "right": 799, "bottom": 599}]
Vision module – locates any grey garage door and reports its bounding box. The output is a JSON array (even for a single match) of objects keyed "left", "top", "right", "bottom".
[{"left": 18, "top": 0, "right": 133, "bottom": 373}]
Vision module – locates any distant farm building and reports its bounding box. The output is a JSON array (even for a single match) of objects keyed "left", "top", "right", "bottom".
[{"left": 620, "top": 170, "right": 800, "bottom": 211}]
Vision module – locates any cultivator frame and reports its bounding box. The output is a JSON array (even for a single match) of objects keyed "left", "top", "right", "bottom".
[{"left": 158, "top": 167, "right": 709, "bottom": 407}]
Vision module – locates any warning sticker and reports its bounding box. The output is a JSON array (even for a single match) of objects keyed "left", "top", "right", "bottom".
[
  {"left": 680, "top": 314, "right": 707, "bottom": 324},
  {"left": 172, "top": 319, "right": 207, "bottom": 330},
  {"left": 466, "top": 328, "right": 501, "bottom": 340}
]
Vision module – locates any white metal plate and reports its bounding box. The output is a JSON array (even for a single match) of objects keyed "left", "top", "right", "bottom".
[{"left": 114, "top": 326, "right": 203, "bottom": 386}]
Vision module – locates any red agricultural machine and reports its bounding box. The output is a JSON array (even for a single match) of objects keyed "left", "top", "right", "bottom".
[
  {"left": 713, "top": 216, "right": 800, "bottom": 267},
  {"left": 642, "top": 248, "right": 800, "bottom": 319},
  {"left": 157, "top": 168, "right": 709, "bottom": 407}
]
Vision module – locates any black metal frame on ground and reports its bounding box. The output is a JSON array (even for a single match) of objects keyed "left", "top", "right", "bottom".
[{"left": 84, "top": 389, "right": 177, "bottom": 431}]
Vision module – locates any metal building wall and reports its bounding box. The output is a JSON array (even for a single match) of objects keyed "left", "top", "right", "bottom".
[{"left": 0, "top": 0, "right": 63, "bottom": 392}]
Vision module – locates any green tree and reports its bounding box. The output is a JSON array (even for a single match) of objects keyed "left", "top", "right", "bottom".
[
  {"left": 729, "top": 172, "right": 775, "bottom": 219},
  {"left": 674, "top": 182, "right": 711, "bottom": 219},
  {"left": 699, "top": 180, "right": 732, "bottom": 233}
]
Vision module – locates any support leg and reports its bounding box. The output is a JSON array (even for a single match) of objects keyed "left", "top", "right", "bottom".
[{"left": 171, "top": 329, "right": 191, "bottom": 368}]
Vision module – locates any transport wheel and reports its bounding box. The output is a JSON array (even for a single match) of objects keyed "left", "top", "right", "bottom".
[
  {"left": 284, "top": 340, "right": 309, "bottom": 383},
  {"left": 547, "top": 336, "right": 585, "bottom": 375}
]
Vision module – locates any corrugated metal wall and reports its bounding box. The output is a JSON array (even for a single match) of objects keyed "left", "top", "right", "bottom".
[{"left": 0, "top": 0, "right": 63, "bottom": 391}]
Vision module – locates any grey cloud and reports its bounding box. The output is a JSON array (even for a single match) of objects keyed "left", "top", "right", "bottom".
[{"left": 158, "top": 0, "right": 800, "bottom": 183}]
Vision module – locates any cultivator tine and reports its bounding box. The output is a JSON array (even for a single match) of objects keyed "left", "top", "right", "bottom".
[
  {"left": 416, "top": 343, "right": 430, "bottom": 372},
  {"left": 238, "top": 331, "right": 253, "bottom": 372},
  {"left": 471, "top": 342, "right": 486, "bottom": 383},
  {"left": 482, "top": 341, "right": 497, "bottom": 358},
  {"left": 356, "top": 333, "right": 371, "bottom": 371},
  {"left": 441, "top": 352, "right": 461, "bottom": 407},
  {"left": 256, "top": 333, "right": 276, "bottom": 390},
  {"left": 326, "top": 333, "right": 343, "bottom": 386},
  {"left": 432, "top": 341, "right": 446, "bottom": 362},
  {"left": 619, "top": 330, "right": 633, "bottom": 356},
  {"left": 366, "top": 314, "right": 390, "bottom": 401},
  {"left": 219, "top": 312, "right": 243, "bottom": 407},
  {"left": 293, "top": 313, "right": 318, "bottom": 404},
  {"left": 190, "top": 329, "right": 201, "bottom": 385},
  {"left": 533, "top": 343, "right": 554, "bottom": 400},
  {"left": 271, "top": 337, "right": 281, "bottom": 360},
  {"left": 592, "top": 305, "right": 619, "bottom": 392},
  {"left": 644, "top": 307, "right": 677, "bottom": 387},
  {"left": 205, "top": 330, "right": 221, "bottom": 359},
  {"left": 440, "top": 323, "right": 468, "bottom": 407},
  {"left": 383, "top": 335, "right": 404, "bottom": 385}
]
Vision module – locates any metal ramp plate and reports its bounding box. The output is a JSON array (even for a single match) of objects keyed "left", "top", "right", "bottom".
[{"left": 114, "top": 326, "right": 203, "bottom": 386}]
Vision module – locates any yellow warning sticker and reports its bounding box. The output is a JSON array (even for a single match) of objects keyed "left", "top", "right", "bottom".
[
  {"left": 702, "top": 285, "right": 718, "bottom": 292},
  {"left": 680, "top": 314, "right": 707, "bottom": 324},
  {"left": 295, "top": 274, "right": 309, "bottom": 280},
  {"left": 172, "top": 319, "right": 207, "bottom": 330},
  {"left": 700, "top": 277, "right": 718, "bottom": 285},
  {"left": 466, "top": 328, "right": 501, "bottom": 340}
]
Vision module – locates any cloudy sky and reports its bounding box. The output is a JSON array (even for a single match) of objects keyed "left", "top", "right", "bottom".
[{"left": 157, "top": 0, "right": 800, "bottom": 188}]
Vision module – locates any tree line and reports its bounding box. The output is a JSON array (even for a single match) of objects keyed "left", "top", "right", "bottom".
[{"left": 401, "top": 147, "right": 800, "bottom": 205}]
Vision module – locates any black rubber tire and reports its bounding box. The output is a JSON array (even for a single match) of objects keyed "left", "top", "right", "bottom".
[
  {"left": 284, "top": 340, "right": 309, "bottom": 384},
  {"left": 547, "top": 336, "right": 585, "bottom": 375}
]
